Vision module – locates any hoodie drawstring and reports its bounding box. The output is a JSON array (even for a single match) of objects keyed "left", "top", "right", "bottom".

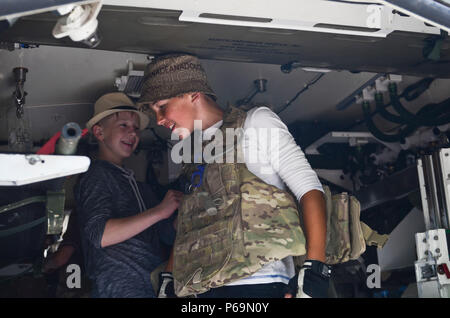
[{"left": 114, "top": 164, "right": 147, "bottom": 212}]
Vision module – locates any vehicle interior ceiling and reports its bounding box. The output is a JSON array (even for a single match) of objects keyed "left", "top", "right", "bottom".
[{"left": 0, "top": 2, "right": 449, "bottom": 297}]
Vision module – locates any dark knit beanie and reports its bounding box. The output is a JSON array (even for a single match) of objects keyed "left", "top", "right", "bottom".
[{"left": 138, "top": 53, "right": 216, "bottom": 106}]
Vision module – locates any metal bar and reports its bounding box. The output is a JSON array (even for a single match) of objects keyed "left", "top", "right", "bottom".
[
  {"left": 439, "top": 149, "right": 450, "bottom": 230},
  {"left": 104, "top": 0, "right": 440, "bottom": 36},
  {"left": 335, "top": 74, "right": 384, "bottom": 111},
  {"left": 417, "top": 158, "right": 432, "bottom": 230},
  {"left": 436, "top": 149, "right": 450, "bottom": 229},
  {"left": 305, "top": 131, "right": 378, "bottom": 155},
  {"left": 0, "top": 216, "right": 47, "bottom": 238},
  {"left": 0, "top": 196, "right": 46, "bottom": 214},
  {"left": 424, "top": 155, "right": 442, "bottom": 229}
]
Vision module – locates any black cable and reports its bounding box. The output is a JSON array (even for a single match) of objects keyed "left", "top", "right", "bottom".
[
  {"left": 401, "top": 77, "right": 434, "bottom": 102},
  {"left": 362, "top": 94, "right": 450, "bottom": 143},
  {"left": 374, "top": 92, "right": 405, "bottom": 124},
  {"left": 344, "top": 77, "right": 440, "bottom": 131},
  {"left": 417, "top": 98, "right": 450, "bottom": 124},
  {"left": 276, "top": 73, "right": 325, "bottom": 115},
  {"left": 372, "top": 78, "right": 436, "bottom": 125},
  {"left": 389, "top": 82, "right": 450, "bottom": 127},
  {"left": 361, "top": 101, "right": 417, "bottom": 143}
]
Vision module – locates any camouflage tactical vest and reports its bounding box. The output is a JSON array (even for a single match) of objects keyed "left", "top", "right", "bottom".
[{"left": 172, "top": 106, "right": 306, "bottom": 297}]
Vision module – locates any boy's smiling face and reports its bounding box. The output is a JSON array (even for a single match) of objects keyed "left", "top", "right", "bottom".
[{"left": 94, "top": 111, "right": 140, "bottom": 165}]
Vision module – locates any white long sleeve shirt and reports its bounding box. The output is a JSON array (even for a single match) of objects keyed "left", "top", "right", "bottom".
[{"left": 202, "top": 106, "right": 324, "bottom": 286}]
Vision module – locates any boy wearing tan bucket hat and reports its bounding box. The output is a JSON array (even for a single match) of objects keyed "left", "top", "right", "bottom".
[
  {"left": 139, "top": 54, "right": 330, "bottom": 298},
  {"left": 74, "top": 92, "right": 183, "bottom": 297}
]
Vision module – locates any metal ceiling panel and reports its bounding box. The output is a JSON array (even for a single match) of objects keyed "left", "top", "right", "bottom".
[{"left": 1, "top": 5, "right": 449, "bottom": 77}]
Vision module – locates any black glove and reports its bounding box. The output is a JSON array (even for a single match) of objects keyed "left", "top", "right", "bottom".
[
  {"left": 157, "top": 272, "right": 177, "bottom": 298},
  {"left": 286, "top": 260, "right": 331, "bottom": 298}
]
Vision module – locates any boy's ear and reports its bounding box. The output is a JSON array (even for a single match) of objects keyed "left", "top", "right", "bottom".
[{"left": 92, "top": 124, "right": 104, "bottom": 142}]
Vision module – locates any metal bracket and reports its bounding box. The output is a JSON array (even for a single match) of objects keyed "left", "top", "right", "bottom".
[
  {"left": 101, "top": 0, "right": 442, "bottom": 37},
  {"left": 115, "top": 61, "right": 145, "bottom": 98},
  {"left": 415, "top": 229, "right": 450, "bottom": 298},
  {"left": 0, "top": 154, "right": 90, "bottom": 186},
  {"left": 417, "top": 149, "right": 450, "bottom": 230},
  {"left": 46, "top": 190, "right": 66, "bottom": 235},
  {"left": 336, "top": 74, "right": 403, "bottom": 110},
  {"left": 378, "top": 0, "right": 450, "bottom": 34},
  {"left": 305, "top": 131, "right": 394, "bottom": 155},
  {"left": 176, "top": 0, "right": 441, "bottom": 37}
]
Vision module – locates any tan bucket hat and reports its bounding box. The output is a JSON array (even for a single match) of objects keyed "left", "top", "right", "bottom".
[{"left": 86, "top": 92, "right": 149, "bottom": 131}]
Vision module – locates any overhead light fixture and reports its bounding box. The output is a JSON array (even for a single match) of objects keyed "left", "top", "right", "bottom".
[
  {"left": 302, "top": 67, "right": 332, "bottom": 73},
  {"left": 280, "top": 61, "right": 332, "bottom": 74}
]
